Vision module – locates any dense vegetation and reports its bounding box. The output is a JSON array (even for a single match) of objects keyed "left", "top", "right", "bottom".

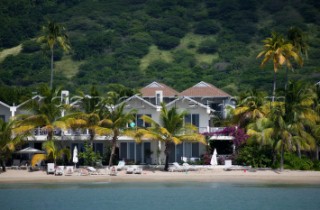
[{"left": 0, "top": 0, "right": 320, "bottom": 101}]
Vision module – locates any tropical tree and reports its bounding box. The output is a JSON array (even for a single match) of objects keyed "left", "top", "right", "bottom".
[
  {"left": 98, "top": 96, "right": 136, "bottom": 167},
  {"left": 43, "top": 140, "right": 71, "bottom": 165},
  {"left": 134, "top": 103, "right": 206, "bottom": 171},
  {"left": 0, "top": 119, "right": 31, "bottom": 172},
  {"left": 232, "top": 90, "right": 267, "bottom": 128},
  {"left": 257, "top": 32, "right": 302, "bottom": 100},
  {"left": 18, "top": 86, "right": 68, "bottom": 141},
  {"left": 285, "top": 81, "right": 317, "bottom": 158},
  {"left": 287, "top": 27, "right": 308, "bottom": 59},
  {"left": 38, "top": 21, "right": 70, "bottom": 89}
]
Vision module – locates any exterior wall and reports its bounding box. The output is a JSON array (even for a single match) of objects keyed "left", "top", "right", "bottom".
[{"left": 0, "top": 105, "right": 11, "bottom": 122}]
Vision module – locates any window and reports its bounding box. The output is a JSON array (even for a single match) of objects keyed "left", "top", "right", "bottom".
[
  {"left": 136, "top": 114, "right": 152, "bottom": 128},
  {"left": 0, "top": 115, "right": 5, "bottom": 122},
  {"left": 185, "top": 114, "right": 200, "bottom": 127},
  {"left": 155, "top": 91, "right": 163, "bottom": 105}
]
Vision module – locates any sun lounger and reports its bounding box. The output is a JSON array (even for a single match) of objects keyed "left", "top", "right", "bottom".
[
  {"left": 169, "top": 162, "right": 185, "bottom": 172},
  {"left": 182, "top": 163, "right": 196, "bottom": 171},
  {"left": 116, "top": 161, "right": 125, "bottom": 171},
  {"left": 109, "top": 166, "right": 117, "bottom": 176},
  {"left": 87, "top": 166, "right": 98, "bottom": 175},
  {"left": 65, "top": 166, "right": 74, "bottom": 176},
  {"left": 55, "top": 166, "right": 64, "bottom": 176},
  {"left": 126, "top": 166, "right": 134, "bottom": 174},
  {"left": 19, "top": 160, "right": 28, "bottom": 170},
  {"left": 97, "top": 168, "right": 107, "bottom": 175},
  {"left": 11, "top": 159, "right": 20, "bottom": 170},
  {"left": 133, "top": 166, "right": 142, "bottom": 174},
  {"left": 79, "top": 168, "right": 90, "bottom": 176}
]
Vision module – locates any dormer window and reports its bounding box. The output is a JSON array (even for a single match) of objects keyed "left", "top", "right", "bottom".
[{"left": 155, "top": 91, "right": 163, "bottom": 105}]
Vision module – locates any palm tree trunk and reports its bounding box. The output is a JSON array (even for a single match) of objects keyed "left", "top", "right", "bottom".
[
  {"left": 280, "top": 143, "right": 284, "bottom": 171},
  {"left": 272, "top": 71, "right": 277, "bottom": 102},
  {"left": 50, "top": 48, "right": 54, "bottom": 89},
  {"left": 108, "top": 135, "right": 118, "bottom": 167},
  {"left": 285, "top": 67, "right": 289, "bottom": 91},
  {"left": 1, "top": 159, "right": 6, "bottom": 172},
  {"left": 164, "top": 143, "right": 169, "bottom": 171},
  {"left": 297, "top": 144, "right": 301, "bottom": 159}
]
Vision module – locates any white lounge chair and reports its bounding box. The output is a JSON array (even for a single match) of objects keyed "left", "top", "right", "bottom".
[
  {"left": 133, "top": 166, "right": 142, "bottom": 174},
  {"left": 116, "top": 161, "right": 125, "bottom": 171},
  {"left": 87, "top": 166, "right": 98, "bottom": 175},
  {"left": 169, "top": 162, "right": 185, "bottom": 172},
  {"left": 47, "top": 163, "right": 55, "bottom": 174},
  {"left": 182, "top": 163, "right": 196, "bottom": 171},
  {"left": 55, "top": 166, "right": 64, "bottom": 176},
  {"left": 65, "top": 166, "right": 74, "bottom": 176},
  {"left": 126, "top": 166, "right": 134, "bottom": 174}
]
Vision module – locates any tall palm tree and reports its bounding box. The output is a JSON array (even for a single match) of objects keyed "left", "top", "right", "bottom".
[
  {"left": 38, "top": 21, "right": 70, "bottom": 89},
  {"left": 285, "top": 81, "right": 317, "bottom": 158},
  {"left": 257, "top": 32, "right": 302, "bottom": 100},
  {"left": 287, "top": 27, "right": 308, "bottom": 59},
  {"left": 99, "top": 99, "right": 136, "bottom": 167},
  {"left": 135, "top": 103, "right": 206, "bottom": 171},
  {"left": 0, "top": 119, "right": 31, "bottom": 172}
]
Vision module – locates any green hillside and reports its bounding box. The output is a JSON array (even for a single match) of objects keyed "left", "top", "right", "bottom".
[{"left": 0, "top": 0, "right": 320, "bottom": 98}]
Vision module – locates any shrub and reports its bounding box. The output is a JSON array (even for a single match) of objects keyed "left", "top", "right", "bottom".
[
  {"left": 194, "top": 20, "right": 220, "bottom": 35},
  {"left": 284, "top": 153, "right": 314, "bottom": 170},
  {"left": 197, "top": 39, "right": 218, "bottom": 54},
  {"left": 235, "top": 144, "right": 273, "bottom": 168}
]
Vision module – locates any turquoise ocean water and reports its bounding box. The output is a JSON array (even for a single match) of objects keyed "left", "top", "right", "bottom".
[{"left": 0, "top": 182, "right": 320, "bottom": 210}]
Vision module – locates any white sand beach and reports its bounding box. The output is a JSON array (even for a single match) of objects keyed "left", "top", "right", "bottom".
[{"left": 1, "top": 167, "right": 320, "bottom": 185}]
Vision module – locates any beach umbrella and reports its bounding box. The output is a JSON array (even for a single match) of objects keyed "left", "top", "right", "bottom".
[
  {"left": 16, "top": 147, "right": 45, "bottom": 154},
  {"left": 210, "top": 148, "right": 218, "bottom": 166},
  {"left": 73, "top": 146, "right": 78, "bottom": 168}
]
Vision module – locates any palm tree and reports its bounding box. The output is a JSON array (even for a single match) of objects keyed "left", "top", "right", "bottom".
[
  {"left": 43, "top": 140, "right": 71, "bottom": 165},
  {"left": 99, "top": 98, "right": 136, "bottom": 167},
  {"left": 18, "top": 86, "right": 68, "bottom": 141},
  {"left": 287, "top": 27, "right": 308, "bottom": 59},
  {"left": 135, "top": 103, "right": 206, "bottom": 171},
  {"left": 285, "top": 81, "right": 317, "bottom": 158},
  {"left": 257, "top": 32, "right": 302, "bottom": 100},
  {"left": 38, "top": 21, "right": 70, "bottom": 89},
  {"left": 0, "top": 119, "right": 31, "bottom": 172},
  {"left": 232, "top": 90, "right": 267, "bottom": 128}
]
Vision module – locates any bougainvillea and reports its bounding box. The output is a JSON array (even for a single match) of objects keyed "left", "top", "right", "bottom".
[{"left": 202, "top": 126, "right": 249, "bottom": 147}]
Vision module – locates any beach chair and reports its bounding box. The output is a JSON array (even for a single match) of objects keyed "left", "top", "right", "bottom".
[
  {"left": 182, "top": 163, "right": 196, "bottom": 171},
  {"left": 11, "top": 159, "right": 20, "bottom": 170},
  {"left": 47, "top": 163, "right": 55, "bottom": 174},
  {"left": 126, "top": 166, "right": 134, "bottom": 174},
  {"left": 55, "top": 166, "right": 64, "bottom": 176},
  {"left": 79, "top": 168, "right": 90, "bottom": 176},
  {"left": 116, "top": 160, "right": 126, "bottom": 171},
  {"left": 87, "top": 166, "right": 98, "bottom": 175},
  {"left": 109, "top": 166, "right": 117, "bottom": 176},
  {"left": 19, "top": 160, "right": 28, "bottom": 170},
  {"left": 65, "top": 166, "right": 74, "bottom": 176},
  {"left": 169, "top": 162, "right": 185, "bottom": 172},
  {"left": 133, "top": 166, "right": 142, "bottom": 174},
  {"left": 224, "top": 160, "right": 232, "bottom": 170},
  {"left": 97, "top": 168, "right": 107, "bottom": 175}
]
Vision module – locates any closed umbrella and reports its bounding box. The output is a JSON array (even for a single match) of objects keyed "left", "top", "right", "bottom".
[
  {"left": 210, "top": 148, "right": 218, "bottom": 166},
  {"left": 73, "top": 146, "right": 78, "bottom": 168}
]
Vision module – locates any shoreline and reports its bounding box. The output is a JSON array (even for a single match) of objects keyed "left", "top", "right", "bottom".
[{"left": 1, "top": 168, "right": 320, "bottom": 185}]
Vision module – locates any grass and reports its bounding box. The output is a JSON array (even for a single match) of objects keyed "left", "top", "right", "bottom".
[
  {"left": 140, "top": 33, "right": 219, "bottom": 70},
  {"left": 139, "top": 45, "right": 173, "bottom": 70},
  {"left": 0, "top": 45, "right": 22, "bottom": 62},
  {"left": 55, "top": 55, "right": 84, "bottom": 79}
]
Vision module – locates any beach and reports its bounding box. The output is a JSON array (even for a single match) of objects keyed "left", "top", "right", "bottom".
[{"left": 1, "top": 167, "right": 320, "bottom": 185}]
